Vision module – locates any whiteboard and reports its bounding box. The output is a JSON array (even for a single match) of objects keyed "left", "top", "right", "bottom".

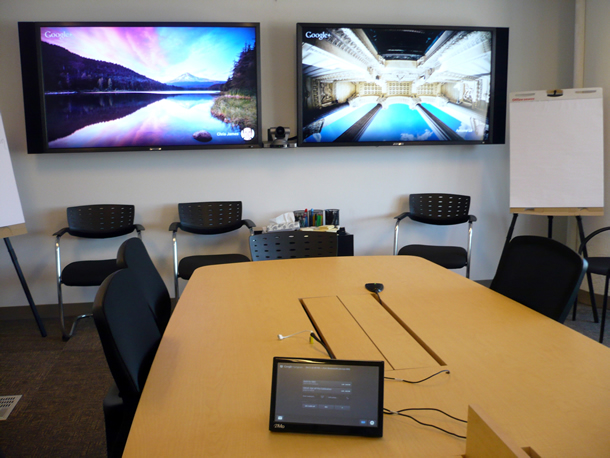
[
  {"left": 509, "top": 88, "right": 604, "bottom": 209},
  {"left": 0, "top": 112, "right": 26, "bottom": 229}
]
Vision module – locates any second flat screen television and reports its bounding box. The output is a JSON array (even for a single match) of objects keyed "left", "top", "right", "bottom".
[
  {"left": 297, "top": 23, "right": 509, "bottom": 147},
  {"left": 18, "top": 22, "right": 262, "bottom": 153}
]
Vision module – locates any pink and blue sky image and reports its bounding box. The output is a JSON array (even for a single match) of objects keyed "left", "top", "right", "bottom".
[{"left": 40, "top": 25, "right": 256, "bottom": 83}]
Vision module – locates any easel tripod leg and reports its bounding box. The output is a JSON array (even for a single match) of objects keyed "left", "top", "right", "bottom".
[{"left": 4, "top": 237, "right": 47, "bottom": 337}]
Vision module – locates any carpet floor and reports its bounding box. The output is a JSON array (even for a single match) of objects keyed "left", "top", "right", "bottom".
[{"left": 0, "top": 317, "right": 112, "bottom": 457}]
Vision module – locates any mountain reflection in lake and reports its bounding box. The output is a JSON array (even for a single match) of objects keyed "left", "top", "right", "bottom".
[{"left": 46, "top": 92, "right": 248, "bottom": 149}]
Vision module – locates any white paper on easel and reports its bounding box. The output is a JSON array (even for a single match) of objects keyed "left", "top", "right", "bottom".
[
  {"left": 509, "top": 88, "right": 604, "bottom": 209},
  {"left": 0, "top": 112, "right": 26, "bottom": 228}
]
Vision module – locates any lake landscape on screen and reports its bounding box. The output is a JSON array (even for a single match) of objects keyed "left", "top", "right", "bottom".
[{"left": 39, "top": 25, "right": 258, "bottom": 149}]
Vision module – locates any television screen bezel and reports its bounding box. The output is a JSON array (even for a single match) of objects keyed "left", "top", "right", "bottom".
[
  {"left": 18, "top": 21, "right": 263, "bottom": 154},
  {"left": 296, "top": 22, "right": 509, "bottom": 148}
]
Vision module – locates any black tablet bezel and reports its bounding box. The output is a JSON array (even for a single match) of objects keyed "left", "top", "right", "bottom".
[{"left": 269, "top": 357, "right": 384, "bottom": 437}]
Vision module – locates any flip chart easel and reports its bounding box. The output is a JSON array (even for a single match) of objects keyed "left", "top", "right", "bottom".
[
  {"left": 509, "top": 87, "right": 604, "bottom": 213},
  {"left": 0, "top": 112, "right": 46, "bottom": 336},
  {"left": 508, "top": 88, "right": 604, "bottom": 322}
]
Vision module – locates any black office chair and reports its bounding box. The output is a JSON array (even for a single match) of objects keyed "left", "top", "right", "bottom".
[
  {"left": 54, "top": 204, "right": 144, "bottom": 340},
  {"left": 249, "top": 231, "right": 338, "bottom": 261},
  {"left": 93, "top": 269, "right": 162, "bottom": 458},
  {"left": 170, "top": 202, "right": 255, "bottom": 298},
  {"left": 117, "top": 237, "right": 172, "bottom": 334},
  {"left": 393, "top": 194, "right": 477, "bottom": 278},
  {"left": 490, "top": 235, "right": 587, "bottom": 324},
  {"left": 577, "top": 227, "right": 610, "bottom": 342}
]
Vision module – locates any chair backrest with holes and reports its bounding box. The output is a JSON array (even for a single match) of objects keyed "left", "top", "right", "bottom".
[
  {"left": 66, "top": 204, "right": 137, "bottom": 238},
  {"left": 408, "top": 194, "right": 471, "bottom": 226},
  {"left": 178, "top": 202, "right": 245, "bottom": 235}
]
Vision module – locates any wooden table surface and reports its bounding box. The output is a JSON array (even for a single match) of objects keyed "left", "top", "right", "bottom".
[{"left": 123, "top": 256, "right": 610, "bottom": 457}]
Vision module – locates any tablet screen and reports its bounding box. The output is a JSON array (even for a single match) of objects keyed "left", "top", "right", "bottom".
[{"left": 269, "top": 357, "right": 384, "bottom": 437}]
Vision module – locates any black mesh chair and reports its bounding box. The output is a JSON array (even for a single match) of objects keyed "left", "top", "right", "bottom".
[
  {"left": 578, "top": 227, "right": 610, "bottom": 342},
  {"left": 490, "top": 235, "right": 587, "bottom": 323},
  {"left": 393, "top": 194, "right": 477, "bottom": 278},
  {"left": 117, "top": 237, "right": 172, "bottom": 334},
  {"left": 249, "top": 231, "right": 338, "bottom": 261},
  {"left": 54, "top": 204, "right": 144, "bottom": 340},
  {"left": 170, "top": 202, "right": 255, "bottom": 298},
  {"left": 93, "top": 268, "right": 161, "bottom": 458}
]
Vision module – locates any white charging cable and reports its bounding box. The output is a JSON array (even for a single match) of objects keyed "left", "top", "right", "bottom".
[{"left": 277, "top": 330, "right": 314, "bottom": 340}]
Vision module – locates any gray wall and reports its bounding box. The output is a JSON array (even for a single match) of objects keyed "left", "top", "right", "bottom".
[
  {"left": 573, "top": 0, "right": 610, "bottom": 292},
  {"left": 0, "top": 0, "right": 578, "bottom": 307}
]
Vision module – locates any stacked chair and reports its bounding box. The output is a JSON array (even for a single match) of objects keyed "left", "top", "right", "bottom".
[
  {"left": 393, "top": 193, "right": 476, "bottom": 278},
  {"left": 170, "top": 201, "right": 255, "bottom": 298},
  {"left": 54, "top": 204, "right": 144, "bottom": 340}
]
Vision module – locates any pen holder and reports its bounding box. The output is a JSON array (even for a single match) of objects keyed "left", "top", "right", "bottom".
[
  {"left": 312, "top": 209, "right": 324, "bottom": 227},
  {"left": 293, "top": 210, "right": 306, "bottom": 227},
  {"left": 325, "top": 209, "right": 340, "bottom": 226}
]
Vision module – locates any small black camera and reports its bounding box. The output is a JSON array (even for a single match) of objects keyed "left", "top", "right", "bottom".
[{"left": 268, "top": 126, "right": 290, "bottom": 147}]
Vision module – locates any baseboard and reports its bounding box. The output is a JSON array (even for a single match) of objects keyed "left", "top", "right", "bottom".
[
  {"left": 577, "top": 289, "right": 605, "bottom": 307},
  {"left": 0, "top": 298, "right": 179, "bottom": 321},
  {"left": 0, "top": 302, "right": 93, "bottom": 320}
]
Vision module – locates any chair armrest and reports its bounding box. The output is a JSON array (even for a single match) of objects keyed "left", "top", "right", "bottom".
[
  {"left": 579, "top": 226, "right": 610, "bottom": 254},
  {"left": 468, "top": 215, "right": 477, "bottom": 223},
  {"left": 393, "top": 213, "right": 411, "bottom": 256},
  {"left": 243, "top": 219, "right": 256, "bottom": 229},
  {"left": 134, "top": 224, "right": 145, "bottom": 232},
  {"left": 53, "top": 227, "right": 69, "bottom": 238},
  {"left": 169, "top": 222, "right": 181, "bottom": 232}
]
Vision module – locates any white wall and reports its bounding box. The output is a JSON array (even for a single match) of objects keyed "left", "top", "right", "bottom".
[
  {"left": 0, "top": 0, "right": 577, "bottom": 307},
  {"left": 564, "top": 0, "right": 610, "bottom": 293}
]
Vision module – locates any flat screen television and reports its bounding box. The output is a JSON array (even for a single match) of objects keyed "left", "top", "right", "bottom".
[
  {"left": 297, "top": 23, "right": 509, "bottom": 147},
  {"left": 18, "top": 22, "right": 262, "bottom": 153}
]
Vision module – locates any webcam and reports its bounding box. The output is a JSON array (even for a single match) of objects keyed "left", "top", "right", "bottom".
[{"left": 268, "top": 126, "right": 290, "bottom": 148}]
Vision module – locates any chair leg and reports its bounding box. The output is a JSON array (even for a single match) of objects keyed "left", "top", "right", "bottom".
[
  {"left": 58, "top": 280, "right": 72, "bottom": 341},
  {"left": 172, "top": 231, "right": 180, "bottom": 299},
  {"left": 575, "top": 271, "right": 600, "bottom": 323},
  {"left": 587, "top": 272, "right": 599, "bottom": 323},
  {"left": 586, "top": 271, "right": 600, "bottom": 323},
  {"left": 174, "top": 276, "right": 180, "bottom": 300},
  {"left": 58, "top": 282, "right": 92, "bottom": 341},
  {"left": 600, "top": 276, "right": 609, "bottom": 344},
  {"left": 56, "top": 236, "right": 82, "bottom": 341}
]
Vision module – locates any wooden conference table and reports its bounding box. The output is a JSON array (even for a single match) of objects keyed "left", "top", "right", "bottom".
[{"left": 123, "top": 256, "right": 610, "bottom": 457}]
